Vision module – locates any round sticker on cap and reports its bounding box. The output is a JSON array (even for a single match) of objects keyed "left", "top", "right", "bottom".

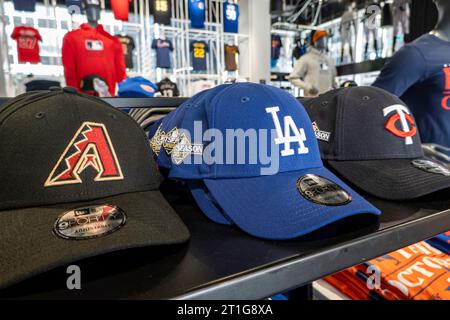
[
  {"left": 297, "top": 174, "right": 352, "bottom": 206},
  {"left": 411, "top": 159, "right": 450, "bottom": 177},
  {"left": 53, "top": 204, "right": 127, "bottom": 240}
]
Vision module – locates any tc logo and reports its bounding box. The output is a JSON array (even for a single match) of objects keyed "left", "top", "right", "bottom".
[
  {"left": 45, "top": 122, "right": 124, "bottom": 187},
  {"left": 266, "top": 107, "right": 309, "bottom": 156},
  {"left": 383, "top": 105, "right": 417, "bottom": 145}
]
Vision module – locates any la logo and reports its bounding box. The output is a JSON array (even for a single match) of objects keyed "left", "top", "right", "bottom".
[
  {"left": 266, "top": 107, "right": 309, "bottom": 156},
  {"left": 45, "top": 122, "right": 124, "bottom": 187}
]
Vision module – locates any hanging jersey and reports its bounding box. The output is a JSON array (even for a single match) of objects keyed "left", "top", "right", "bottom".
[
  {"left": 373, "top": 34, "right": 450, "bottom": 146},
  {"left": 96, "top": 24, "right": 126, "bottom": 83},
  {"left": 62, "top": 23, "right": 122, "bottom": 96},
  {"left": 13, "top": 0, "right": 36, "bottom": 12},
  {"left": 271, "top": 34, "right": 282, "bottom": 60},
  {"left": 223, "top": 2, "right": 239, "bottom": 33},
  {"left": 151, "top": 39, "right": 173, "bottom": 69},
  {"left": 66, "top": 0, "right": 83, "bottom": 14},
  {"left": 224, "top": 45, "right": 239, "bottom": 71},
  {"left": 117, "top": 34, "right": 135, "bottom": 69},
  {"left": 189, "top": 0, "right": 206, "bottom": 29},
  {"left": 190, "top": 40, "right": 209, "bottom": 71},
  {"left": 111, "top": 0, "right": 131, "bottom": 21},
  {"left": 11, "top": 26, "right": 42, "bottom": 64},
  {"left": 152, "top": 0, "right": 172, "bottom": 25}
]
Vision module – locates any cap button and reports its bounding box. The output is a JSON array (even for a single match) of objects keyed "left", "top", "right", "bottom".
[
  {"left": 63, "top": 87, "right": 78, "bottom": 94},
  {"left": 49, "top": 86, "right": 62, "bottom": 91}
]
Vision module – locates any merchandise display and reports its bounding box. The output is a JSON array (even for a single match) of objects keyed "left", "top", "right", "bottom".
[
  {"left": 325, "top": 242, "right": 450, "bottom": 300},
  {"left": 152, "top": 38, "right": 174, "bottom": 69},
  {"left": 11, "top": 26, "right": 42, "bottom": 64},
  {"left": 0, "top": 0, "right": 449, "bottom": 302},
  {"left": 189, "top": 0, "right": 206, "bottom": 29},
  {"left": 117, "top": 34, "right": 136, "bottom": 69},
  {"left": 152, "top": 0, "right": 172, "bottom": 25}
]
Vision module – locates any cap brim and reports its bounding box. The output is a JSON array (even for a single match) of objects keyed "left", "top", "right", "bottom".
[
  {"left": 0, "top": 191, "right": 189, "bottom": 290},
  {"left": 203, "top": 167, "right": 380, "bottom": 240},
  {"left": 327, "top": 159, "right": 450, "bottom": 200}
]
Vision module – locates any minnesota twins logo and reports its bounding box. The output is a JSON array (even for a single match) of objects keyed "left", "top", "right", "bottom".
[
  {"left": 383, "top": 105, "right": 417, "bottom": 145},
  {"left": 45, "top": 122, "right": 123, "bottom": 187}
]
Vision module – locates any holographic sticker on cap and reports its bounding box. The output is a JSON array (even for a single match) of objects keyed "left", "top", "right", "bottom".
[
  {"left": 171, "top": 134, "right": 203, "bottom": 165},
  {"left": 297, "top": 174, "right": 352, "bottom": 206},
  {"left": 411, "top": 159, "right": 450, "bottom": 177}
]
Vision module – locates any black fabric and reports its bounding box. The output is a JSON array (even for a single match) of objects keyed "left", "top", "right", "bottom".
[
  {"left": 0, "top": 191, "right": 190, "bottom": 290},
  {"left": 304, "top": 86, "right": 450, "bottom": 200},
  {"left": 381, "top": 3, "right": 393, "bottom": 27},
  {"left": 151, "top": 0, "right": 172, "bottom": 25},
  {"left": 25, "top": 80, "right": 61, "bottom": 92},
  {"left": 0, "top": 88, "right": 189, "bottom": 289},
  {"left": 409, "top": 0, "right": 438, "bottom": 42},
  {"left": 327, "top": 159, "right": 450, "bottom": 200},
  {"left": 80, "top": 74, "right": 106, "bottom": 92},
  {"left": 117, "top": 35, "right": 135, "bottom": 69}
]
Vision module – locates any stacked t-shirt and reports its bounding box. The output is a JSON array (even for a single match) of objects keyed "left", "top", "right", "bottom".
[
  {"left": 11, "top": 26, "right": 42, "bottom": 64},
  {"left": 189, "top": 0, "right": 206, "bottom": 29},
  {"left": 427, "top": 231, "right": 450, "bottom": 255},
  {"left": 157, "top": 78, "right": 180, "bottom": 97},
  {"left": 325, "top": 241, "right": 450, "bottom": 300},
  {"left": 117, "top": 34, "right": 135, "bottom": 69},
  {"left": 152, "top": 0, "right": 172, "bottom": 25},
  {"left": 190, "top": 40, "right": 209, "bottom": 71},
  {"left": 151, "top": 38, "right": 173, "bottom": 69},
  {"left": 62, "top": 23, "right": 126, "bottom": 96},
  {"left": 224, "top": 45, "right": 239, "bottom": 71},
  {"left": 223, "top": 1, "right": 239, "bottom": 33}
]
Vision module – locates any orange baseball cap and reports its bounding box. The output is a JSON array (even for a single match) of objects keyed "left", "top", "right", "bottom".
[{"left": 312, "top": 30, "right": 328, "bottom": 43}]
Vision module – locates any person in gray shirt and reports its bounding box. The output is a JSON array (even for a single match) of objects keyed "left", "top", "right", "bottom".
[{"left": 289, "top": 30, "right": 337, "bottom": 97}]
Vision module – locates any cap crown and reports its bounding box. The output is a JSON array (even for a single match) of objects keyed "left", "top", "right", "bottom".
[
  {"left": 304, "top": 86, "right": 423, "bottom": 160},
  {"left": 170, "top": 83, "right": 322, "bottom": 179},
  {"left": 0, "top": 90, "right": 159, "bottom": 210}
]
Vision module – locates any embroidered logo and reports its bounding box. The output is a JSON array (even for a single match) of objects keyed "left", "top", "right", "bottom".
[
  {"left": 149, "top": 124, "right": 166, "bottom": 155},
  {"left": 383, "top": 105, "right": 417, "bottom": 145},
  {"left": 163, "top": 127, "right": 181, "bottom": 155},
  {"left": 266, "top": 106, "right": 309, "bottom": 156},
  {"left": 45, "top": 122, "right": 123, "bottom": 187},
  {"left": 312, "top": 121, "right": 331, "bottom": 142}
]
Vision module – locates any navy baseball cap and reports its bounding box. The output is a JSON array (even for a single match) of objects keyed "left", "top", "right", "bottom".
[
  {"left": 149, "top": 85, "right": 234, "bottom": 225},
  {"left": 169, "top": 83, "right": 380, "bottom": 240},
  {"left": 303, "top": 86, "right": 450, "bottom": 200}
]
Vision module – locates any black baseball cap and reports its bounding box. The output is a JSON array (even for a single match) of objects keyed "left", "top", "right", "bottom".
[
  {"left": 0, "top": 88, "right": 189, "bottom": 289},
  {"left": 304, "top": 86, "right": 450, "bottom": 200}
]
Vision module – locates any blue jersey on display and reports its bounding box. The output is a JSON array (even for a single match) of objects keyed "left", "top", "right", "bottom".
[
  {"left": 151, "top": 39, "right": 173, "bottom": 69},
  {"left": 223, "top": 2, "right": 239, "bottom": 33},
  {"left": 190, "top": 40, "right": 209, "bottom": 71},
  {"left": 14, "top": 0, "right": 36, "bottom": 12},
  {"left": 189, "top": 0, "right": 206, "bottom": 29},
  {"left": 373, "top": 34, "right": 450, "bottom": 147}
]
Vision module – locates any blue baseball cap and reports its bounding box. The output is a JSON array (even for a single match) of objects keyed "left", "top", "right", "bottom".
[
  {"left": 169, "top": 83, "right": 381, "bottom": 240},
  {"left": 118, "top": 77, "right": 158, "bottom": 98},
  {"left": 149, "top": 84, "right": 234, "bottom": 225}
]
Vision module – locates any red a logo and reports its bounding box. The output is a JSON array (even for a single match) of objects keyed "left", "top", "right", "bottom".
[{"left": 45, "top": 122, "right": 123, "bottom": 187}]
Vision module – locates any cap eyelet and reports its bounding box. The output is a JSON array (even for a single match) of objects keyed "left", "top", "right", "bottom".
[
  {"left": 109, "top": 113, "right": 117, "bottom": 120},
  {"left": 362, "top": 96, "right": 370, "bottom": 101},
  {"left": 241, "top": 97, "right": 250, "bottom": 103},
  {"left": 321, "top": 101, "right": 329, "bottom": 106},
  {"left": 35, "top": 112, "right": 45, "bottom": 119}
]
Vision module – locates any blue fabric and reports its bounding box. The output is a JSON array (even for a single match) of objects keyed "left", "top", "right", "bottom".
[
  {"left": 426, "top": 232, "right": 450, "bottom": 255},
  {"left": 190, "top": 41, "right": 209, "bottom": 71},
  {"left": 169, "top": 83, "right": 380, "bottom": 239},
  {"left": 373, "top": 34, "right": 450, "bottom": 147},
  {"left": 223, "top": 2, "right": 239, "bottom": 33},
  {"left": 118, "top": 77, "right": 158, "bottom": 97},
  {"left": 151, "top": 39, "right": 173, "bottom": 69},
  {"left": 189, "top": 0, "right": 206, "bottom": 29},
  {"left": 14, "top": 0, "right": 36, "bottom": 12}
]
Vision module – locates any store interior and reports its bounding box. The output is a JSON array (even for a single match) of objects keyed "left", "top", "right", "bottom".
[{"left": 0, "top": 0, "right": 449, "bottom": 301}]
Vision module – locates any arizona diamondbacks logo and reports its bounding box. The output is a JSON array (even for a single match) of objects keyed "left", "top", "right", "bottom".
[
  {"left": 266, "top": 107, "right": 309, "bottom": 156},
  {"left": 45, "top": 122, "right": 124, "bottom": 187}
]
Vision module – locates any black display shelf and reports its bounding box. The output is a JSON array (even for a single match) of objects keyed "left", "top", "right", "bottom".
[{"left": 1, "top": 182, "right": 449, "bottom": 300}]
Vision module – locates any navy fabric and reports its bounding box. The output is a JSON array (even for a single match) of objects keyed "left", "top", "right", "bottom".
[
  {"left": 223, "top": 2, "right": 239, "bottom": 33},
  {"left": 151, "top": 39, "right": 173, "bottom": 69},
  {"left": 169, "top": 83, "right": 380, "bottom": 239},
  {"left": 426, "top": 232, "right": 450, "bottom": 255},
  {"left": 271, "top": 35, "right": 282, "bottom": 60},
  {"left": 14, "top": 0, "right": 36, "bottom": 12},
  {"left": 118, "top": 77, "right": 158, "bottom": 97},
  {"left": 189, "top": 0, "right": 206, "bottom": 29},
  {"left": 373, "top": 34, "right": 450, "bottom": 147},
  {"left": 65, "top": 0, "right": 83, "bottom": 13},
  {"left": 190, "top": 41, "right": 209, "bottom": 71}
]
